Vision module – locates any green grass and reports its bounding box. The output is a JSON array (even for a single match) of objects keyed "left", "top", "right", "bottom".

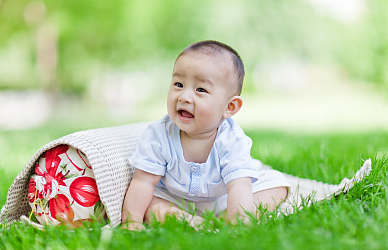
[{"left": 1, "top": 124, "right": 388, "bottom": 250}]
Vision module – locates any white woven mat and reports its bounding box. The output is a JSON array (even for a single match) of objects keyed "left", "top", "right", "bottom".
[
  {"left": 279, "top": 159, "right": 371, "bottom": 215},
  {"left": 0, "top": 122, "right": 372, "bottom": 228}
]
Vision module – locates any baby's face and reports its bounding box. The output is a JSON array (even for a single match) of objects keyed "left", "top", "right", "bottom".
[{"left": 167, "top": 51, "right": 236, "bottom": 137}]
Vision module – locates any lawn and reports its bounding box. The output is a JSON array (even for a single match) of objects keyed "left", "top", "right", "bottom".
[{"left": 0, "top": 123, "right": 387, "bottom": 250}]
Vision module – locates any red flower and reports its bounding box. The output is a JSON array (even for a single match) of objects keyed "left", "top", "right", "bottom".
[
  {"left": 49, "top": 194, "right": 74, "bottom": 222},
  {"left": 43, "top": 145, "right": 69, "bottom": 176},
  {"left": 42, "top": 145, "right": 69, "bottom": 185},
  {"left": 28, "top": 179, "right": 43, "bottom": 202},
  {"left": 70, "top": 177, "right": 100, "bottom": 207},
  {"left": 29, "top": 145, "right": 71, "bottom": 201}
]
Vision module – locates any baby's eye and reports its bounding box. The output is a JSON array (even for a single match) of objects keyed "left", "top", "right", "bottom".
[
  {"left": 196, "top": 88, "right": 207, "bottom": 93},
  {"left": 174, "top": 82, "right": 183, "bottom": 88}
]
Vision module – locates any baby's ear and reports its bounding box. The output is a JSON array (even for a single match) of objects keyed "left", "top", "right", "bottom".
[{"left": 223, "top": 96, "right": 243, "bottom": 118}]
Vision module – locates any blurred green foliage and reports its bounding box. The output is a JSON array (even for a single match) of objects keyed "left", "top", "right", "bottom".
[{"left": 0, "top": 0, "right": 387, "bottom": 93}]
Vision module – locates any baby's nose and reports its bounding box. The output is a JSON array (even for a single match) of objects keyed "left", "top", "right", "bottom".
[{"left": 179, "top": 90, "right": 193, "bottom": 103}]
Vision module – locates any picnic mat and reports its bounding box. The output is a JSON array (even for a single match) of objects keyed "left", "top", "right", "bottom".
[{"left": 0, "top": 122, "right": 372, "bottom": 228}]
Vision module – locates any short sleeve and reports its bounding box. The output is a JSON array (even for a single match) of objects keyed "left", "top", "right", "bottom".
[
  {"left": 217, "top": 120, "right": 258, "bottom": 184},
  {"left": 129, "top": 121, "right": 170, "bottom": 176}
]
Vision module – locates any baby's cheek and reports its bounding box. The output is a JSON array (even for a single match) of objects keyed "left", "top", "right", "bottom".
[
  {"left": 197, "top": 110, "right": 220, "bottom": 127},
  {"left": 197, "top": 108, "right": 214, "bottom": 119}
]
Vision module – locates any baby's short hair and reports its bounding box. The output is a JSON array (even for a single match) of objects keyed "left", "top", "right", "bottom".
[{"left": 178, "top": 40, "right": 245, "bottom": 95}]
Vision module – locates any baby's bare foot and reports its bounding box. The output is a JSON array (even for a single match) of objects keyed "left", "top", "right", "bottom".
[
  {"left": 167, "top": 207, "right": 204, "bottom": 230},
  {"left": 121, "top": 221, "right": 146, "bottom": 231}
]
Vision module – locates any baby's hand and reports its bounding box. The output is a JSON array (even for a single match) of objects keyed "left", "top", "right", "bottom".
[{"left": 121, "top": 221, "right": 146, "bottom": 231}]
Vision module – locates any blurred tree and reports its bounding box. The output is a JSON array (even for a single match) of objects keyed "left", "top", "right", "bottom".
[
  {"left": 0, "top": 0, "right": 386, "bottom": 94},
  {"left": 0, "top": 0, "right": 29, "bottom": 44},
  {"left": 365, "top": 0, "right": 388, "bottom": 89},
  {"left": 331, "top": 0, "right": 388, "bottom": 91}
]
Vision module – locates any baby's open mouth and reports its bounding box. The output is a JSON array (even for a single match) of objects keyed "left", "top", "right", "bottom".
[{"left": 178, "top": 110, "right": 194, "bottom": 119}]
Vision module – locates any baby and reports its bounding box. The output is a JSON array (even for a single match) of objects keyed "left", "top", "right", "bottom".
[{"left": 121, "top": 40, "right": 289, "bottom": 230}]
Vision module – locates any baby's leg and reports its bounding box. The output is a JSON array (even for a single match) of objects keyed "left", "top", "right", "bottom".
[
  {"left": 144, "top": 196, "right": 204, "bottom": 228},
  {"left": 144, "top": 196, "right": 179, "bottom": 223},
  {"left": 251, "top": 168, "right": 290, "bottom": 214},
  {"left": 253, "top": 187, "right": 288, "bottom": 212}
]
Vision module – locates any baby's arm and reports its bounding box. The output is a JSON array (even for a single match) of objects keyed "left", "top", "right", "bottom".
[
  {"left": 226, "top": 177, "right": 255, "bottom": 223},
  {"left": 122, "top": 169, "right": 161, "bottom": 229}
]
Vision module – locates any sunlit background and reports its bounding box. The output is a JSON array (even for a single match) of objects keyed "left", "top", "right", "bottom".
[{"left": 0, "top": 0, "right": 387, "bottom": 132}]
